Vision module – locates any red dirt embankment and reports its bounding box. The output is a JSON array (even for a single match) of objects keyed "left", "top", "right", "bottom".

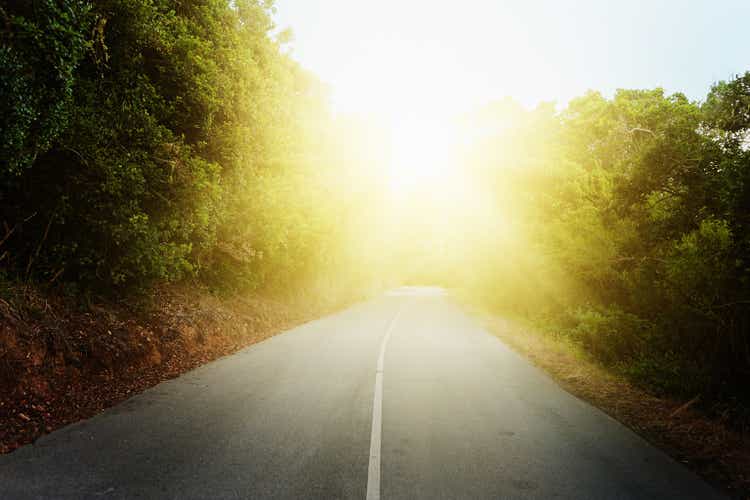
[{"left": 0, "top": 285, "right": 341, "bottom": 454}]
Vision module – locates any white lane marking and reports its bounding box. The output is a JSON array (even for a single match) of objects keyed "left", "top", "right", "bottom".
[{"left": 366, "top": 306, "right": 402, "bottom": 500}]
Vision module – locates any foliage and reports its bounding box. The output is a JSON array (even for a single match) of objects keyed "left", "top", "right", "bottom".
[
  {"left": 459, "top": 77, "right": 750, "bottom": 407},
  {"left": 0, "top": 0, "right": 378, "bottom": 297},
  {"left": 0, "top": 0, "right": 92, "bottom": 176}
]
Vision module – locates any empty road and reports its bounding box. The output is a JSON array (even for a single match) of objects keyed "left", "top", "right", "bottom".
[{"left": 0, "top": 287, "right": 724, "bottom": 499}]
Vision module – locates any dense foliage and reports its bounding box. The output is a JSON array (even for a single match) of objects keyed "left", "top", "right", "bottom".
[
  {"left": 453, "top": 81, "right": 750, "bottom": 409},
  {"left": 0, "top": 0, "right": 381, "bottom": 297}
]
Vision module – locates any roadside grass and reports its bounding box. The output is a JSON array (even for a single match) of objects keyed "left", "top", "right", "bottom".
[{"left": 459, "top": 299, "right": 750, "bottom": 499}]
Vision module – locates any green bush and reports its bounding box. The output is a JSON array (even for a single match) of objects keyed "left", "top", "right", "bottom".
[{"left": 569, "top": 307, "right": 651, "bottom": 366}]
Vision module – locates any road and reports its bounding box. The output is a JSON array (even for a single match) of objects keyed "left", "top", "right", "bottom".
[{"left": 0, "top": 287, "right": 724, "bottom": 499}]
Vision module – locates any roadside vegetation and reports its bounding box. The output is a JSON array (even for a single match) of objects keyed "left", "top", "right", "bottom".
[
  {"left": 0, "top": 0, "right": 387, "bottom": 449},
  {"left": 1, "top": 0, "right": 388, "bottom": 298},
  {"left": 446, "top": 83, "right": 750, "bottom": 423}
]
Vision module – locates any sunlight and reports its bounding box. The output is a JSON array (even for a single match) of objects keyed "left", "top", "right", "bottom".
[{"left": 388, "top": 117, "right": 458, "bottom": 194}]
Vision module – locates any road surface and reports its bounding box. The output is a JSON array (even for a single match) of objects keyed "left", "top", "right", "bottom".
[{"left": 0, "top": 287, "right": 724, "bottom": 499}]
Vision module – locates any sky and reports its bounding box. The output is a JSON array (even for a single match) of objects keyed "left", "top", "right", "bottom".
[{"left": 273, "top": 0, "right": 750, "bottom": 119}]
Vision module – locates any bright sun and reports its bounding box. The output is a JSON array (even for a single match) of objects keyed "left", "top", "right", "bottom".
[{"left": 388, "top": 117, "right": 458, "bottom": 194}]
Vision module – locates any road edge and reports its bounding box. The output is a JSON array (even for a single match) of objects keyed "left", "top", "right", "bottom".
[{"left": 457, "top": 299, "right": 749, "bottom": 499}]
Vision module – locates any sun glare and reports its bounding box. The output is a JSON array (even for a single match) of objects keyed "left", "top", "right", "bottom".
[{"left": 388, "top": 118, "right": 458, "bottom": 194}]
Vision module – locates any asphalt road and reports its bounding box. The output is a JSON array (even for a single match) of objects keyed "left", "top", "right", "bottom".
[{"left": 0, "top": 287, "right": 725, "bottom": 499}]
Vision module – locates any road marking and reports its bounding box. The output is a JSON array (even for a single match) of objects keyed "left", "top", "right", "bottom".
[{"left": 366, "top": 305, "right": 402, "bottom": 500}]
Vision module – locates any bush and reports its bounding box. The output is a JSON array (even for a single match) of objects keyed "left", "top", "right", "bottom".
[{"left": 568, "top": 307, "right": 651, "bottom": 366}]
